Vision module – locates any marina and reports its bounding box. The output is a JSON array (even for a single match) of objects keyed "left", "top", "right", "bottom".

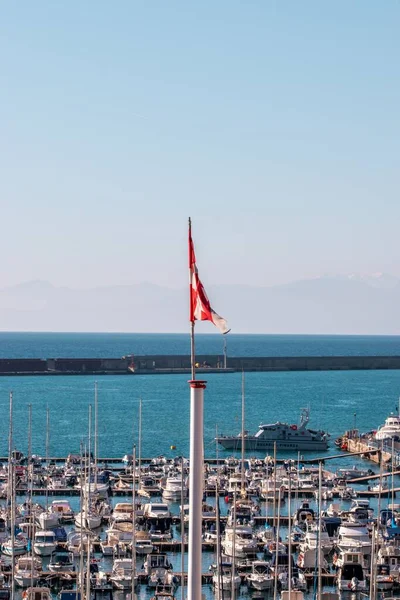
[{"left": 1, "top": 335, "right": 400, "bottom": 600}]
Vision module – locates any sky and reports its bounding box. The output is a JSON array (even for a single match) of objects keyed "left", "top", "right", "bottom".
[{"left": 1, "top": 1, "right": 399, "bottom": 291}]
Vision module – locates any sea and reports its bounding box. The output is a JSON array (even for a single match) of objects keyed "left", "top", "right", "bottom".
[
  {"left": 1, "top": 332, "right": 400, "bottom": 599},
  {"left": 0, "top": 332, "right": 399, "bottom": 460}
]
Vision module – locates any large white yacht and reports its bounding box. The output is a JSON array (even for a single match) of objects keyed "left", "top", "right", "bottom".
[
  {"left": 375, "top": 411, "right": 400, "bottom": 441},
  {"left": 216, "top": 408, "right": 329, "bottom": 451}
]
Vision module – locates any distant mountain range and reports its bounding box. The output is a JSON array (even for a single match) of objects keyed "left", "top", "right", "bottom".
[{"left": 0, "top": 273, "right": 400, "bottom": 334}]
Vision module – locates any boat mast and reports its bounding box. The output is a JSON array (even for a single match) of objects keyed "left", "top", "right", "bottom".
[
  {"left": 45, "top": 406, "right": 50, "bottom": 510},
  {"left": 131, "top": 444, "right": 136, "bottom": 600},
  {"left": 240, "top": 371, "right": 245, "bottom": 497},
  {"left": 272, "top": 442, "right": 277, "bottom": 530},
  {"left": 8, "top": 392, "right": 15, "bottom": 600},
  {"left": 231, "top": 489, "right": 237, "bottom": 600},
  {"left": 215, "top": 424, "right": 222, "bottom": 599},
  {"left": 94, "top": 381, "right": 98, "bottom": 490},
  {"left": 317, "top": 460, "right": 323, "bottom": 600},
  {"left": 27, "top": 404, "right": 33, "bottom": 587},
  {"left": 287, "top": 467, "right": 292, "bottom": 599},
  {"left": 392, "top": 437, "right": 396, "bottom": 508},
  {"left": 370, "top": 521, "right": 376, "bottom": 600},
  {"left": 273, "top": 486, "right": 282, "bottom": 600},
  {"left": 85, "top": 422, "right": 91, "bottom": 600},
  {"left": 87, "top": 403, "right": 92, "bottom": 526},
  {"left": 138, "top": 398, "right": 142, "bottom": 493},
  {"left": 78, "top": 444, "right": 84, "bottom": 600},
  {"left": 180, "top": 455, "right": 185, "bottom": 600}
]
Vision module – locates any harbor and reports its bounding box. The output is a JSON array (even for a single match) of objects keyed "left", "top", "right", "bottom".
[{"left": 1, "top": 338, "right": 400, "bottom": 600}]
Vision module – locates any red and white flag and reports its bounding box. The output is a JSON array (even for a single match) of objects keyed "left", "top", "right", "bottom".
[{"left": 189, "top": 225, "right": 230, "bottom": 335}]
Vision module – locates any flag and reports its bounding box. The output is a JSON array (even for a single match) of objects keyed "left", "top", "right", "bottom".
[{"left": 189, "top": 226, "right": 230, "bottom": 334}]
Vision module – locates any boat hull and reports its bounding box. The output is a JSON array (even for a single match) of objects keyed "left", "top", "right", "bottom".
[{"left": 216, "top": 437, "right": 328, "bottom": 451}]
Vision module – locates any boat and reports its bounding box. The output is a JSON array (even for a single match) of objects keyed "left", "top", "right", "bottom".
[
  {"left": 33, "top": 530, "right": 57, "bottom": 556},
  {"left": 336, "top": 551, "right": 367, "bottom": 593},
  {"left": 14, "top": 556, "right": 42, "bottom": 587},
  {"left": 375, "top": 410, "right": 400, "bottom": 441},
  {"left": 246, "top": 560, "right": 274, "bottom": 591},
  {"left": 216, "top": 408, "right": 329, "bottom": 451},
  {"left": 22, "top": 588, "right": 52, "bottom": 600},
  {"left": 161, "top": 475, "right": 188, "bottom": 501},
  {"left": 222, "top": 524, "right": 258, "bottom": 558},
  {"left": 211, "top": 560, "right": 241, "bottom": 591},
  {"left": 110, "top": 557, "right": 138, "bottom": 590},
  {"left": 48, "top": 550, "right": 75, "bottom": 573}
]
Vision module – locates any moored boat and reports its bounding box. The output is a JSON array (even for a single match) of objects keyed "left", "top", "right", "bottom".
[{"left": 216, "top": 408, "right": 329, "bottom": 451}]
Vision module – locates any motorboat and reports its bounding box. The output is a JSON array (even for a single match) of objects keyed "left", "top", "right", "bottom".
[
  {"left": 216, "top": 408, "right": 329, "bottom": 451},
  {"left": 37, "top": 507, "right": 59, "bottom": 530},
  {"left": 75, "top": 509, "right": 102, "bottom": 530},
  {"left": 48, "top": 550, "right": 75, "bottom": 573},
  {"left": 110, "top": 558, "right": 138, "bottom": 590},
  {"left": 144, "top": 553, "right": 175, "bottom": 589},
  {"left": 161, "top": 475, "right": 188, "bottom": 501},
  {"left": 1, "top": 536, "right": 27, "bottom": 556},
  {"left": 299, "top": 520, "right": 332, "bottom": 555},
  {"left": 222, "top": 524, "right": 258, "bottom": 558},
  {"left": 33, "top": 530, "right": 57, "bottom": 557},
  {"left": 375, "top": 412, "right": 400, "bottom": 441},
  {"left": 336, "top": 523, "right": 372, "bottom": 555},
  {"left": 22, "top": 588, "right": 52, "bottom": 600},
  {"left": 336, "top": 551, "right": 367, "bottom": 592},
  {"left": 143, "top": 503, "right": 171, "bottom": 520},
  {"left": 51, "top": 500, "right": 74, "bottom": 523},
  {"left": 14, "top": 556, "right": 42, "bottom": 587},
  {"left": 212, "top": 560, "right": 241, "bottom": 591},
  {"left": 246, "top": 560, "right": 273, "bottom": 591},
  {"left": 376, "top": 564, "right": 394, "bottom": 591},
  {"left": 134, "top": 530, "right": 153, "bottom": 555}
]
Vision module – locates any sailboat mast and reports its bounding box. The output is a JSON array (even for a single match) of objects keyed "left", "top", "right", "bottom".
[
  {"left": 240, "top": 371, "right": 245, "bottom": 496},
  {"left": 318, "top": 461, "right": 323, "bottom": 600},
  {"left": 8, "top": 392, "right": 15, "bottom": 600},
  {"left": 273, "top": 487, "right": 282, "bottom": 600},
  {"left": 180, "top": 456, "right": 185, "bottom": 600},
  {"left": 87, "top": 404, "right": 92, "bottom": 515},
  {"left": 138, "top": 398, "right": 142, "bottom": 492},
  {"left": 94, "top": 382, "right": 98, "bottom": 489},
  {"left": 78, "top": 444, "right": 84, "bottom": 600},
  {"left": 27, "top": 404, "right": 33, "bottom": 585},
  {"left": 45, "top": 406, "right": 50, "bottom": 510},
  {"left": 287, "top": 469, "right": 292, "bottom": 598},
  {"left": 131, "top": 444, "right": 137, "bottom": 600}
]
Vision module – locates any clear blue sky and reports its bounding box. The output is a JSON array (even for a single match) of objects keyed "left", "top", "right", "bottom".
[{"left": 1, "top": 1, "right": 399, "bottom": 290}]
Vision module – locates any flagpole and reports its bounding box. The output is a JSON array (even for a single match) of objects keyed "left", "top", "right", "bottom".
[
  {"left": 188, "top": 217, "right": 204, "bottom": 600},
  {"left": 189, "top": 217, "right": 196, "bottom": 381}
]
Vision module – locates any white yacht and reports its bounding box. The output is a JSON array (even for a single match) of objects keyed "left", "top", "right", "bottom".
[
  {"left": 246, "top": 561, "right": 273, "bottom": 591},
  {"left": 375, "top": 411, "right": 400, "bottom": 440},
  {"left": 336, "top": 551, "right": 367, "bottom": 593},
  {"left": 14, "top": 556, "right": 42, "bottom": 587},
  {"left": 161, "top": 475, "right": 188, "bottom": 501},
  {"left": 33, "top": 530, "right": 57, "bottom": 557},
  {"left": 110, "top": 558, "right": 137, "bottom": 590},
  {"left": 222, "top": 524, "right": 258, "bottom": 558},
  {"left": 216, "top": 408, "right": 329, "bottom": 451}
]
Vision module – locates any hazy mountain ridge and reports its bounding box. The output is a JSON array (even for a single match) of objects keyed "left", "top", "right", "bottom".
[{"left": 0, "top": 275, "right": 399, "bottom": 334}]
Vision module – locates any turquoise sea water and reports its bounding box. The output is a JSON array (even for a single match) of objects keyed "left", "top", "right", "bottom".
[
  {"left": 0, "top": 333, "right": 399, "bottom": 462},
  {"left": 0, "top": 368, "right": 399, "bottom": 463}
]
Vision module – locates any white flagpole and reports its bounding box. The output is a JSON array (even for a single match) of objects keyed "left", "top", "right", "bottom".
[{"left": 188, "top": 217, "right": 205, "bottom": 600}]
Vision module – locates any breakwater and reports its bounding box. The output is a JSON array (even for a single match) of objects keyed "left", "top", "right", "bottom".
[{"left": 1, "top": 354, "right": 400, "bottom": 375}]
